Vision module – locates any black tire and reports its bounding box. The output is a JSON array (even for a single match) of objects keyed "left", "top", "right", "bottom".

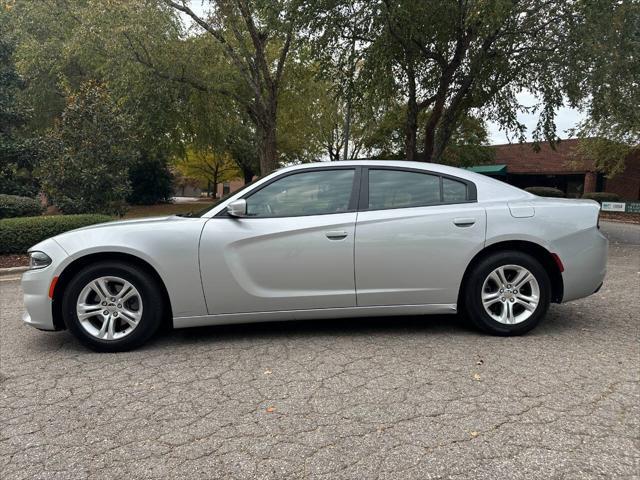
[
  {"left": 62, "top": 261, "right": 164, "bottom": 352},
  {"left": 463, "top": 251, "right": 551, "bottom": 336}
]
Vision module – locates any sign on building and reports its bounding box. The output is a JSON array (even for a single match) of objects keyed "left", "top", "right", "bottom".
[
  {"left": 625, "top": 202, "right": 640, "bottom": 213},
  {"left": 600, "top": 201, "right": 640, "bottom": 213},
  {"left": 601, "top": 202, "right": 626, "bottom": 212}
]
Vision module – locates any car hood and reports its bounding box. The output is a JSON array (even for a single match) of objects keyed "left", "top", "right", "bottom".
[
  {"left": 52, "top": 215, "right": 206, "bottom": 241},
  {"left": 70, "top": 215, "right": 180, "bottom": 232}
]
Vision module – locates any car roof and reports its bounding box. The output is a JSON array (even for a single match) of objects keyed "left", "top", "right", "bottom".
[
  {"left": 282, "top": 159, "right": 458, "bottom": 172},
  {"left": 280, "top": 160, "right": 485, "bottom": 181}
]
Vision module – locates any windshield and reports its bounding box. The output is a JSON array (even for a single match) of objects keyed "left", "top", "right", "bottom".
[{"left": 177, "top": 178, "right": 261, "bottom": 217}]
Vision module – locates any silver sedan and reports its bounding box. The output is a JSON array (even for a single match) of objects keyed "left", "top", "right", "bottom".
[{"left": 22, "top": 161, "right": 608, "bottom": 351}]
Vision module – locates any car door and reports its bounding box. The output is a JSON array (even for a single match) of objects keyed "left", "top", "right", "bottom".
[
  {"left": 355, "top": 167, "right": 486, "bottom": 307},
  {"left": 199, "top": 167, "right": 360, "bottom": 315}
]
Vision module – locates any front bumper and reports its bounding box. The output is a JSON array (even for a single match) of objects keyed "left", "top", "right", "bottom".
[
  {"left": 22, "top": 310, "right": 55, "bottom": 331},
  {"left": 21, "top": 239, "right": 68, "bottom": 331}
]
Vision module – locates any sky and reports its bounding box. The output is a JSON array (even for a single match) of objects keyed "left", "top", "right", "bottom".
[
  {"left": 179, "top": 3, "right": 586, "bottom": 146},
  {"left": 486, "top": 90, "right": 586, "bottom": 145}
]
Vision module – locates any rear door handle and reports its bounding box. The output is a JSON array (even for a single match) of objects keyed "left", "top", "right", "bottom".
[
  {"left": 453, "top": 218, "right": 476, "bottom": 227},
  {"left": 325, "top": 230, "right": 348, "bottom": 240}
]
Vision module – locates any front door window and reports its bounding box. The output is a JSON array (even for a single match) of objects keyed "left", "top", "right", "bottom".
[{"left": 245, "top": 169, "right": 355, "bottom": 217}]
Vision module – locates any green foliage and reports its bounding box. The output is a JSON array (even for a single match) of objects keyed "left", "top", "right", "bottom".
[
  {"left": 128, "top": 154, "right": 174, "bottom": 205},
  {"left": 277, "top": 55, "right": 329, "bottom": 163},
  {"left": 0, "top": 214, "right": 112, "bottom": 254},
  {"left": 524, "top": 187, "right": 565, "bottom": 198},
  {"left": 439, "top": 117, "right": 495, "bottom": 167},
  {"left": 37, "top": 81, "right": 136, "bottom": 215},
  {"left": 575, "top": 138, "right": 637, "bottom": 179},
  {"left": 358, "top": 102, "right": 494, "bottom": 166},
  {"left": 566, "top": 1, "right": 639, "bottom": 176},
  {"left": 581, "top": 192, "right": 621, "bottom": 203},
  {"left": 0, "top": 6, "right": 41, "bottom": 196},
  {"left": 0, "top": 194, "right": 43, "bottom": 218},
  {"left": 307, "top": 0, "right": 577, "bottom": 162},
  {"left": 11, "top": 0, "right": 185, "bottom": 194},
  {"left": 6, "top": 0, "right": 640, "bottom": 189}
]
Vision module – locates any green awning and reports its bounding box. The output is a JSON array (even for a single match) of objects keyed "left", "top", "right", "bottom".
[{"left": 466, "top": 164, "right": 507, "bottom": 176}]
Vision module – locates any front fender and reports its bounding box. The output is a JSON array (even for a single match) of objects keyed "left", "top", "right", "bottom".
[{"left": 52, "top": 218, "right": 208, "bottom": 317}]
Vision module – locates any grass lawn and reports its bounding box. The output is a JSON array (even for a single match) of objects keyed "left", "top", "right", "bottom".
[{"left": 123, "top": 201, "right": 215, "bottom": 219}]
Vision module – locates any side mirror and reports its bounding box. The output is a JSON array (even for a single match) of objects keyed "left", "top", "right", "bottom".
[{"left": 226, "top": 199, "right": 247, "bottom": 217}]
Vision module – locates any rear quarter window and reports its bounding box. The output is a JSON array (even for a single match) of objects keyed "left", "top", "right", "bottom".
[
  {"left": 442, "top": 177, "right": 468, "bottom": 203},
  {"left": 368, "top": 169, "right": 441, "bottom": 209}
]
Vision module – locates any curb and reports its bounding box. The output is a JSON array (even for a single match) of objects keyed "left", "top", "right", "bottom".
[{"left": 0, "top": 266, "right": 28, "bottom": 277}]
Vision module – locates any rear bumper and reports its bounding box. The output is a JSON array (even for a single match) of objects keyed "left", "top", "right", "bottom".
[{"left": 554, "top": 227, "right": 608, "bottom": 303}]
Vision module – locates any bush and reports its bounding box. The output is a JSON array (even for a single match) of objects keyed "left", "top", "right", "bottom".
[
  {"left": 0, "top": 194, "right": 43, "bottom": 219},
  {"left": 524, "top": 186, "right": 566, "bottom": 198},
  {"left": 0, "top": 214, "right": 112, "bottom": 254},
  {"left": 37, "top": 82, "right": 135, "bottom": 216},
  {"left": 127, "top": 154, "right": 174, "bottom": 205},
  {"left": 581, "top": 192, "right": 621, "bottom": 203}
]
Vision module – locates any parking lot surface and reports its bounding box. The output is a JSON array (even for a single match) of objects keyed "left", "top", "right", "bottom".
[{"left": 1, "top": 222, "right": 638, "bottom": 479}]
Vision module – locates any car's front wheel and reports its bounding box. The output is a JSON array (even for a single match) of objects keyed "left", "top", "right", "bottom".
[
  {"left": 61, "top": 261, "right": 164, "bottom": 352},
  {"left": 463, "top": 251, "right": 551, "bottom": 335}
]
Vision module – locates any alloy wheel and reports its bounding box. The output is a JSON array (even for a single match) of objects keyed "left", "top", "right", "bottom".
[
  {"left": 76, "top": 276, "right": 143, "bottom": 340},
  {"left": 481, "top": 264, "right": 540, "bottom": 325}
]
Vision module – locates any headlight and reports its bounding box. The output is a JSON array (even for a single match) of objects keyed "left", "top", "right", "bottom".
[{"left": 29, "top": 251, "right": 52, "bottom": 270}]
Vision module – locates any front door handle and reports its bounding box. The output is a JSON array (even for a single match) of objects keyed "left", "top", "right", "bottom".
[
  {"left": 325, "top": 230, "right": 348, "bottom": 240},
  {"left": 453, "top": 218, "right": 476, "bottom": 227}
]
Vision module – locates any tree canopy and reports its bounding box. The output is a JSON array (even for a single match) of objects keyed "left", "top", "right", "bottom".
[
  {"left": 0, "top": 5, "right": 41, "bottom": 196},
  {"left": 1, "top": 0, "right": 637, "bottom": 210}
]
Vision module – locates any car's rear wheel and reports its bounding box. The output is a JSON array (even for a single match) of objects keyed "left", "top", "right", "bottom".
[
  {"left": 62, "top": 261, "right": 163, "bottom": 352},
  {"left": 463, "top": 251, "right": 551, "bottom": 335}
]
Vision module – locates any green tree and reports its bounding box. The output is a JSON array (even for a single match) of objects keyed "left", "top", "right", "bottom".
[
  {"left": 566, "top": 0, "right": 640, "bottom": 176},
  {"left": 160, "top": 0, "right": 299, "bottom": 175},
  {"left": 11, "top": 0, "right": 184, "bottom": 202},
  {"left": 0, "top": 5, "right": 40, "bottom": 196},
  {"left": 310, "top": 0, "right": 576, "bottom": 162},
  {"left": 127, "top": 153, "right": 174, "bottom": 205},
  {"left": 38, "top": 82, "right": 136, "bottom": 215}
]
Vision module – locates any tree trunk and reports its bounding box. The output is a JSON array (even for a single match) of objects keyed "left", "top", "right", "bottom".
[
  {"left": 342, "top": 98, "right": 351, "bottom": 161},
  {"left": 404, "top": 59, "right": 418, "bottom": 161},
  {"left": 253, "top": 89, "right": 279, "bottom": 176},
  {"left": 327, "top": 142, "right": 340, "bottom": 161},
  {"left": 422, "top": 100, "right": 445, "bottom": 163},
  {"left": 432, "top": 108, "right": 460, "bottom": 163},
  {"left": 258, "top": 123, "right": 277, "bottom": 175},
  {"left": 241, "top": 165, "right": 255, "bottom": 184},
  {"left": 212, "top": 176, "right": 218, "bottom": 199},
  {"left": 405, "top": 100, "right": 418, "bottom": 161}
]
